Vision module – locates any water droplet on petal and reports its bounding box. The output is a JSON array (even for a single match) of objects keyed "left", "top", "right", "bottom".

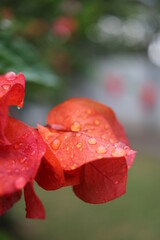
[
  {"left": 110, "top": 139, "right": 114, "bottom": 144},
  {"left": 88, "top": 138, "right": 97, "bottom": 145},
  {"left": 17, "top": 106, "right": 21, "bottom": 110},
  {"left": 76, "top": 142, "right": 82, "bottom": 148},
  {"left": 104, "top": 124, "right": 109, "bottom": 129},
  {"left": 87, "top": 109, "right": 92, "bottom": 114},
  {"left": 71, "top": 163, "right": 77, "bottom": 170},
  {"left": 71, "top": 121, "right": 81, "bottom": 132},
  {"left": 94, "top": 120, "right": 99, "bottom": 126},
  {"left": 87, "top": 129, "right": 92, "bottom": 133},
  {"left": 31, "top": 150, "right": 36, "bottom": 156},
  {"left": 76, "top": 133, "right": 81, "bottom": 137},
  {"left": 20, "top": 157, "right": 27, "bottom": 164},
  {"left": 15, "top": 177, "right": 26, "bottom": 189},
  {"left": 66, "top": 146, "right": 69, "bottom": 151},
  {"left": 51, "top": 139, "right": 60, "bottom": 150},
  {"left": 96, "top": 145, "right": 106, "bottom": 154},
  {"left": 64, "top": 135, "right": 68, "bottom": 139},
  {"left": 115, "top": 180, "right": 119, "bottom": 185},
  {"left": 2, "top": 84, "right": 10, "bottom": 90},
  {"left": 5, "top": 72, "right": 16, "bottom": 80},
  {"left": 70, "top": 154, "right": 73, "bottom": 158},
  {"left": 124, "top": 146, "right": 130, "bottom": 150},
  {"left": 112, "top": 147, "right": 126, "bottom": 157},
  {"left": 102, "top": 135, "right": 106, "bottom": 140},
  {"left": 14, "top": 143, "right": 20, "bottom": 150}
]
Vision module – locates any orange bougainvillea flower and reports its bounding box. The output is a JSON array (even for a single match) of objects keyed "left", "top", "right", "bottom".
[
  {"left": 0, "top": 72, "right": 46, "bottom": 218},
  {"left": 36, "top": 98, "right": 136, "bottom": 204}
]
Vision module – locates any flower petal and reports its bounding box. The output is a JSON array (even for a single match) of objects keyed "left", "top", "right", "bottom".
[
  {"left": 0, "top": 72, "right": 25, "bottom": 144},
  {"left": 0, "top": 191, "right": 22, "bottom": 216},
  {"left": 73, "top": 157, "right": 127, "bottom": 203},
  {"left": 0, "top": 72, "right": 25, "bottom": 107},
  {"left": 36, "top": 145, "right": 65, "bottom": 190},
  {"left": 38, "top": 98, "right": 135, "bottom": 203},
  {"left": 44, "top": 98, "right": 135, "bottom": 170},
  {"left": 24, "top": 183, "right": 45, "bottom": 219},
  {"left": 0, "top": 117, "right": 46, "bottom": 196}
]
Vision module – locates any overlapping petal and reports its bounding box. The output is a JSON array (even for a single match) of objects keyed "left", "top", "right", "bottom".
[
  {"left": 0, "top": 191, "right": 21, "bottom": 216},
  {"left": 0, "top": 72, "right": 46, "bottom": 218},
  {"left": 37, "top": 98, "right": 136, "bottom": 203},
  {"left": 0, "top": 117, "right": 46, "bottom": 216},
  {"left": 24, "top": 183, "right": 45, "bottom": 219},
  {"left": 0, "top": 72, "right": 25, "bottom": 144}
]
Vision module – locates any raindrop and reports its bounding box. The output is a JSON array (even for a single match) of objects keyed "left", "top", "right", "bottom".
[
  {"left": 2, "top": 84, "right": 10, "bottom": 90},
  {"left": 14, "top": 143, "right": 20, "bottom": 150},
  {"left": 76, "top": 133, "right": 81, "bottom": 137},
  {"left": 5, "top": 72, "right": 16, "bottom": 80},
  {"left": 20, "top": 157, "right": 27, "bottom": 164},
  {"left": 64, "top": 135, "right": 68, "bottom": 139},
  {"left": 104, "top": 124, "right": 109, "bottom": 129},
  {"left": 96, "top": 145, "right": 106, "bottom": 154},
  {"left": 87, "top": 129, "right": 92, "bottom": 133},
  {"left": 31, "top": 150, "right": 36, "bottom": 156},
  {"left": 71, "top": 163, "right": 77, "bottom": 170},
  {"left": 102, "top": 135, "right": 106, "bottom": 140},
  {"left": 51, "top": 139, "right": 61, "bottom": 150},
  {"left": 15, "top": 177, "right": 26, "bottom": 189},
  {"left": 124, "top": 145, "right": 130, "bottom": 150},
  {"left": 17, "top": 106, "right": 21, "bottom": 110},
  {"left": 110, "top": 139, "right": 114, "bottom": 144},
  {"left": 71, "top": 121, "right": 81, "bottom": 132},
  {"left": 70, "top": 154, "right": 74, "bottom": 158},
  {"left": 112, "top": 147, "right": 125, "bottom": 157},
  {"left": 88, "top": 138, "right": 97, "bottom": 145},
  {"left": 87, "top": 109, "right": 92, "bottom": 114},
  {"left": 76, "top": 142, "right": 82, "bottom": 148},
  {"left": 94, "top": 120, "right": 99, "bottom": 126},
  {"left": 114, "top": 180, "right": 119, "bottom": 185}
]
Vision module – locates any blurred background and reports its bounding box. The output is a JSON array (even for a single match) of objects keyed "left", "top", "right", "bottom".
[{"left": 0, "top": 0, "right": 160, "bottom": 239}]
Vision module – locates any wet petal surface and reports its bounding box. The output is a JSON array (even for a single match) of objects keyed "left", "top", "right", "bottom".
[
  {"left": 0, "top": 117, "right": 46, "bottom": 196},
  {"left": 38, "top": 98, "right": 135, "bottom": 203}
]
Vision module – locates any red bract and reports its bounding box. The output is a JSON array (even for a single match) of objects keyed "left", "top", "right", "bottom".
[
  {"left": 37, "top": 98, "right": 136, "bottom": 204},
  {"left": 0, "top": 72, "right": 46, "bottom": 218},
  {"left": 51, "top": 16, "right": 78, "bottom": 38}
]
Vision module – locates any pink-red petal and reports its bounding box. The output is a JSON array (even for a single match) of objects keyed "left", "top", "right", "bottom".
[
  {"left": 38, "top": 98, "right": 135, "bottom": 203},
  {"left": 0, "top": 72, "right": 25, "bottom": 107},
  {"left": 24, "top": 183, "right": 45, "bottom": 219},
  {"left": 0, "top": 72, "right": 25, "bottom": 144},
  {"left": 73, "top": 157, "right": 127, "bottom": 203},
  {"left": 0, "top": 191, "right": 22, "bottom": 216},
  {"left": 0, "top": 117, "right": 46, "bottom": 196},
  {"left": 36, "top": 145, "right": 65, "bottom": 190},
  {"left": 39, "top": 98, "right": 135, "bottom": 171}
]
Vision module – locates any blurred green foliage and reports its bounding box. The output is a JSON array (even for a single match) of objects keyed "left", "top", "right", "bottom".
[
  {"left": 0, "top": 0, "right": 159, "bottom": 95},
  {"left": 0, "top": 231, "right": 12, "bottom": 240}
]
